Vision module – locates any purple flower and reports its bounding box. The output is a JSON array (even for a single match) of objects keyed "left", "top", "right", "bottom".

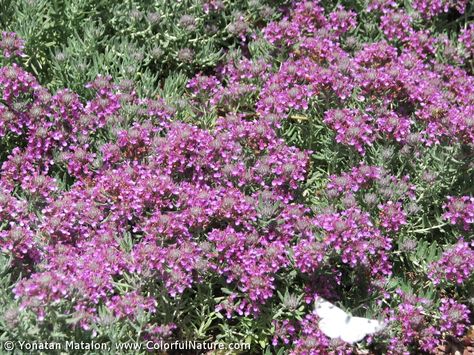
[
  {"left": 439, "top": 298, "right": 470, "bottom": 337},
  {"left": 378, "top": 201, "right": 407, "bottom": 232},
  {"left": 324, "top": 109, "right": 376, "bottom": 155},
  {"left": 443, "top": 196, "right": 474, "bottom": 231},
  {"left": 428, "top": 239, "right": 474, "bottom": 285},
  {"left": 380, "top": 10, "right": 413, "bottom": 41},
  {"left": 0, "top": 32, "right": 25, "bottom": 58},
  {"left": 460, "top": 24, "right": 474, "bottom": 57}
]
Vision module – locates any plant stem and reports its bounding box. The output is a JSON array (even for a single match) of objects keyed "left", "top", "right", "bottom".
[{"left": 410, "top": 223, "right": 448, "bottom": 234}]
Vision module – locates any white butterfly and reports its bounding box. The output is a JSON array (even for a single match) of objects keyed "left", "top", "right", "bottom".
[{"left": 314, "top": 298, "right": 386, "bottom": 344}]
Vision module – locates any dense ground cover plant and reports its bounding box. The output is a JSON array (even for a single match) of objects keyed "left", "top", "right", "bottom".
[
  {"left": 0, "top": 0, "right": 473, "bottom": 354},
  {"left": 0, "top": 0, "right": 286, "bottom": 97}
]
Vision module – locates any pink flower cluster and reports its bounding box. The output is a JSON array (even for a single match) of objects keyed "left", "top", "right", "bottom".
[
  {"left": 411, "top": 0, "right": 469, "bottom": 19},
  {"left": 0, "top": 61, "right": 315, "bottom": 325},
  {"left": 428, "top": 239, "right": 474, "bottom": 285},
  {"left": 378, "top": 201, "right": 407, "bottom": 232},
  {"left": 387, "top": 291, "right": 438, "bottom": 353},
  {"left": 300, "top": 207, "right": 392, "bottom": 277},
  {"left": 460, "top": 24, "right": 474, "bottom": 57},
  {"left": 443, "top": 196, "right": 474, "bottom": 231},
  {"left": 1, "top": 0, "right": 473, "bottom": 351},
  {"left": 387, "top": 290, "right": 470, "bottom": 353},
  {"left": 438, "top": 298, "right": 471, "bottom": 337},
  {"left": 242, "top": 1, "right": 474, "bottom": 154},
  {"left": 0, "top": 32, "right": 25, "bottom": 58},
  {"left": 324, "top": 109, "right": 376, "bottom": 154}
]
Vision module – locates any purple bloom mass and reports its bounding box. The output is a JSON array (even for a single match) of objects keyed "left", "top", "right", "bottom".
[
  {"left": 0, "top": 0, "right": 473, "bottom": 353},
  {"left": 0, "top": 32, "right": 25, "bottom": 58}
]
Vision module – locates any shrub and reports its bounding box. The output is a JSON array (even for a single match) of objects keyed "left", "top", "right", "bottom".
[{"left": 0, "top": 0, "right": 473, "bottom": 354}]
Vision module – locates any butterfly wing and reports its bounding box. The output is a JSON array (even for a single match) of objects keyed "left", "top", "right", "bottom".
[
  {"left": 340, "top": 317, "right": 386, "bottom": 344},
  {"left": 314, "top": 299, "right": 348, "bottom": 319},
  {"left": 318, "top": 316, "right": 350, "bottom": 339},
  {"left": 315, "top": 299, "right": 386, "bottom": 344},
  {"left": 315, "top": 299, "right": 353, "bottom": 339}
]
